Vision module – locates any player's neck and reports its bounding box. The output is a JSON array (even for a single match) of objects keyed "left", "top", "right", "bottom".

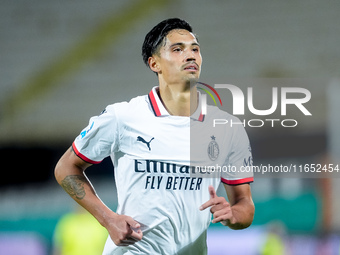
[{"left": 158, "top": 81, "right": 198, "bottom": 117}]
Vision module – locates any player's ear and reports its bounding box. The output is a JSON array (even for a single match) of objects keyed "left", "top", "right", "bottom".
[{"left": 148, "top": 56, "right": 161, "bottom": 74}]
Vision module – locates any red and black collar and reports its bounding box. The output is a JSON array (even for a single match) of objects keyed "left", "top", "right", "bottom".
[{"left": 148, "top": 86, "right": 205, "bottom": 122}]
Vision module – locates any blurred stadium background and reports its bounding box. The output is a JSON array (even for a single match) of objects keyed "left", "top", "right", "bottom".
[{"left": 1, "top": 0, "right": 340, "bottom": 254}]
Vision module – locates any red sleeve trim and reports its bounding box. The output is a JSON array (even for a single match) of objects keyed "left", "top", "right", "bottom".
[
  {"left": 221, "top": 177, "right": 254, "bottom": 185},
  {"left": 72, "top": 142, "right": 102, "bottom": 164}
]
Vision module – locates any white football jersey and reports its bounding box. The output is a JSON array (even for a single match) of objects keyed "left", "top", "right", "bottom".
[{"left": 73, "top": 86, "right": 253, "bottom": 255}]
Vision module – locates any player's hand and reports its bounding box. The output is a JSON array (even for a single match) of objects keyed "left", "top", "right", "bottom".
[
  {"left": 105, "top": 214, "right": 143, "bottom": 246},
  {"left": 199, "top": 185, "right": 235, "bottom": 226}
]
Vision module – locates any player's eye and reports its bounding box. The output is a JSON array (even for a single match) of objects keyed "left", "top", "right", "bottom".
[
  {"left": 173, "top": 48, "right": 182, "bottom": 52},
  {"left": 192, "top": 48, "right": 199, "bottom": 52}
]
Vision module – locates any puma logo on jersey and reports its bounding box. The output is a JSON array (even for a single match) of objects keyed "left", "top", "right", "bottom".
[{"left": 137, "top": 136, "right": 154, "bottom": 151}]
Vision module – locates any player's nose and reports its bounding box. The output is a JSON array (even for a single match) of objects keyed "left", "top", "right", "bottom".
[
  {"left": 186, "top": 57, "right": 196, "bottom": 63},
  {"left": 184, "top": 49, "right": 196, "bottom": 62},
  {"left": 185, "top": 54, "right": 196, "bottom": 63}
]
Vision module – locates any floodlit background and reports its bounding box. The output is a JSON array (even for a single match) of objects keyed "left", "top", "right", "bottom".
[{"left": 1, "top": 0, "right": 340, "bottom": 254}]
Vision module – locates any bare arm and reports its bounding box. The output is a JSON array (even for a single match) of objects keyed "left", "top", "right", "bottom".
[
  {"left": 54, "top": 147, "right": 142, "bottom": 246},
  {"left": 223, "top": 183, "right": 255, "bottom": 229},
  {"left": 200, "top": 184, "right": 254, "bottom": 230}
]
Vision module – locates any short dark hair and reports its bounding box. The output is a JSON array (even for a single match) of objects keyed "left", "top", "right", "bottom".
[{"left": 142, "top": 18, "right": 193, "bottom": 68}]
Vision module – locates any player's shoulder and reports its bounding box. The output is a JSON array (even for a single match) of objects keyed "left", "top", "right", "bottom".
[
  {"left": 205, "top": 105, "right": 247, "bottom": 138},
  {"left": 104, "top": 94, "right": 147, "bottom": 115},
  {"left": 206, "top": 105, "right": 240, "bottom": 122}
]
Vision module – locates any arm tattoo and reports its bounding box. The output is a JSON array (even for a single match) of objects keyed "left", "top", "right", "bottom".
[{"left": 61, "top": 175, "right": 87, "bottom": 200}]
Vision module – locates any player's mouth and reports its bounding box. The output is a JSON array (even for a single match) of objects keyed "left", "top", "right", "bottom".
[{"left": 183, "top": 63, "right": 199, "bottom": 72}]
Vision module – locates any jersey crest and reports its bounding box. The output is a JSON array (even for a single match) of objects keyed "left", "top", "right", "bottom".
[{"left": 207, "top": 135, "right": 219, "bottom": 161}]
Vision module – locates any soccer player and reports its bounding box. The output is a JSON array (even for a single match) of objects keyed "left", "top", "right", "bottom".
[{"left": 54, "top": 18, "right": 254, "bottom": 255}]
